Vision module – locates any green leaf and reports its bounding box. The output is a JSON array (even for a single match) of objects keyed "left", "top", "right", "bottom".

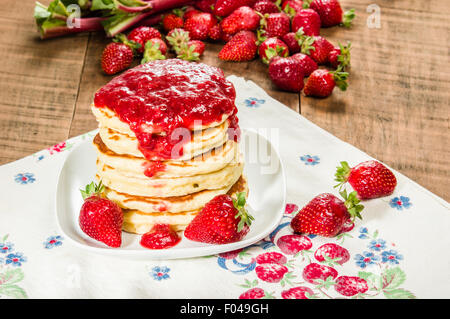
[
  {"left": 2, "top": 234, "right": 9, "bottom": 242},
  {"left": 358, "top": 271, "right": 381, "bottom": 290},
  {"left": 383, "top": 288, "right": 416, "bottom": 299},
  {"left": 91, "top": 0, "right": 114, "bottom": 11},
  {"left": 382, "top": 267, "right": 406, "bottom": 290},
  {"left": 0, "top": 284, "right": 28, "bottom": 299},
  {"left": 0, "top": 268, "right": 25, "bottom": 285}
]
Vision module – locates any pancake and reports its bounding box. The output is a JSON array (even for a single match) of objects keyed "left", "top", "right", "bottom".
[
  {"left": 98, "top": 119, "right": 230, "bottom": 161},
  {"left": 92, "top": 105, "right": 230, "bottom": 136},
  {"left": 96, "top": 154, "right": 244, "bottom": 197},
  {"left": 93, "top": 134, "right": 239, "bottom": 178},
  {"left": 121, "top": 176, "right": 248, "bottom": 234},
  {"left": 105, "top": 175, "right": 247, "bottom": 213}
]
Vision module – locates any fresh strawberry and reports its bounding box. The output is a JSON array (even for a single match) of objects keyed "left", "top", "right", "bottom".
[
  {"left": 101, "top": 34, "right": 139, "bottom": 75},
  {"left": 282, "top": 0, "right": 304, "bottom": 16},
  {"left": 218, "top": 30, "right": 258, "bottom": 61},
  {"left": 256, "top": 252, "right": 287, "bottom": 265},
  {"left": 166, "top": 28, "right": 190, "bottom": 52},
  {"left": 276, "top": 234, "right": 312, "bottom": 255},
  {"left": 162, "top": 13, "right": 184, "bottom": 33},
  {"left": 253, "top": 0, "right": 280, "bottom": 14},
  {"left": 258, "top": 37, "right": 289, "bottom": 64},
  {"left": 140, "top": 224, "right": 180, "bottom": 249},
  {"left": 290, "top": 191, "right": 363, "bottom": 237},
  {"left": 303, "top": 68, "right": 348, "bottom": 97},
  {"left": 268, "top": 56, "right": 305, "bottom": 92},
  {"left": 300, "top": 35, "right": 334, "bottom": 64},
  {"left": 308, "top": 0, "right": 355, "bottom": 27},
  {"left": 302, "top": 262, "right": 338, "bottom": 284},
  {"left": 79, "top": 181, "right": 123, "bottom": 247},
  {"left": 195, "top": 0, "right": 217, "bottom": 13},
  {"left": 259, "top": 12, "right": 291, "bottom": 38},
  {"left": 281, "top": 31, "right": 301, "bottom": 54},
  {"left": 335, "top": 160, "right": 397, "bottom": 199},
  {"left": 220, "top": 6, "right": 260, "bottom": 35},
  {"left": 177, "top": 40, "right": 205, "bottom": 61},
  {"left": 334, "top": 276, "right": 368, "bottom": 296},
  {"left": 214, "top": 0, "right": 256, "bottom": 17},
  {"left": 328, "top": 41, "right": 351, "bottom": 69},
  {"left": 291, "top": 52, "right": 318, "bottom": 76},
  {"left": 183, "top": 7, "right": 201, "bottom": 20},
  {"left": 292, "top": 9, "right": 321, "bottom": 35},
  {"left": 184, "top": 12, "right": 217, "bottom": 40},
  {"left": 314, "top": 243, "right": 350, "bottom": 265},
  {"left": 141, "top": 38, "right": 167, "bottom": 64},
  {"left": 221, "top": 32, "right": 234, "bottom": 43},
  {"left": 255, "top": 263, "right": 289, "bottom": 283},
  {"left": 184, "top": 192, "right": 254, "bottom": 244},
  {"left": 128, "top": 26, "right": 161, "bottom": 53},
  {"left": 239, "top": 288, "right": 266, "bottom": 299},
  {"left": 281, "top": 286, "right": 315, "bottom": 299},
  {"left": 208, "top": 24, "right": 222, "bottom": 41}
]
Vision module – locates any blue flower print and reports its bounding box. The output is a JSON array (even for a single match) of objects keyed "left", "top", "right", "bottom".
[
  {"left": 389, "top": 196, "right": 412, "bottom": 210},
  {"left": 14, "top": 173, "right": 35, "bottom": 185},
  {"left": 43, "top": 236, "right": 63, "bottom": 249},
  {"left": 300, "top": 155, "right": 320, "bottom": 166},
  {"left": 358, "top": 227, "right": 369, "bottom": 239},
  {"left": 381, "top": 250, "right": 403, "bottom": 265},
  {"left": 0, "top": 242, "right": 14, "bottom": 254},
  {"left": 5, "top": 252, "right": 27, "bottom": 267},
  {"left": 369, "top": 239, "right": 386, "bottom": 252},
  {"left": 355, "top": 251, "right": 380, "bottom": 268},
  {"left": 244, "top": 97, "right": 265, "bottom": 108},
  {"left": 151, "top": 266, "right": 170, "bottom": 281}
]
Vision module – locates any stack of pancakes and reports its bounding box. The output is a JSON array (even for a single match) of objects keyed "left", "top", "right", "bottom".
[{"left": 91, "top": 61, "right": 247, "bottom": 234}]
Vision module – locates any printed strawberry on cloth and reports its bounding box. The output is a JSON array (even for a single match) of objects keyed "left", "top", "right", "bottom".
[{"left": 0, "top": 76, "right": 449, "bottom": 299}]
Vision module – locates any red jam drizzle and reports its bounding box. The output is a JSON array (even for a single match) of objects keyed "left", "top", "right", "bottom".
[
  {"left": 142, "top": 161, "right": 166, "bottom": 178},
  {"left": 94, "top": 59, "right": 238, "bottom": 160},
  {"left": 140, "top": 224, "right": 181, "bottom": 249}
]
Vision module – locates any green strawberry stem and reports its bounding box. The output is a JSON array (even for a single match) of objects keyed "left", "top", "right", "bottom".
[
  {"left": 113, "top": 33, "right": 142, "bottom": 53},
  {"left": 331, "top": 69, "right": 349, "bottom": 91},
  {"left": 341, "top": 9, "right": 356, "bottom": 28},
  {"left": 299, "top": 34, "right": 316, "bottom": 56},
  {"left": 337, "top": 41, "right": 352, "bottom": 70},
  {"left": 177, "top": 44, "right": 200, "bottom": 62},
  {"left": 262, "top": 46, "right": 286, "bottom": 64},
  {"left": 232, "top": 192, "right": 254, "bottom": 232},
  {"left": 141, "top": 41, "right": 166, "bottom": 64},
  {"left": 340, "top": 189, "right": 364, "bottom": 220},
  {"left": 80, "top": 181, "right": 105, "bottom": 200},
  {"left": 334, "top": 161, "right": 352, "bottom": 189},
  {"left": 302, "top": 0, "right": 312, "bottom": 9}
]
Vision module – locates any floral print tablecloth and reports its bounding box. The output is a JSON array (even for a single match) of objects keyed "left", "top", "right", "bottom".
[{"left": 0, "top": 76, "right": 449, "bottom": 299}]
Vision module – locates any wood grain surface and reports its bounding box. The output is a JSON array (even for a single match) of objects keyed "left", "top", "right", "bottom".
[{"left": 0, "top": 0, "right": 448, "bottom": 200}]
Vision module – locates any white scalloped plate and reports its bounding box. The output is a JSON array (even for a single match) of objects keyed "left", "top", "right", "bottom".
[{"left": 55, "top": 129, "right": 285, "bottom": 260}]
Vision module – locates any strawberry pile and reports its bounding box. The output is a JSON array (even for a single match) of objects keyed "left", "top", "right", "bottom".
[{"left": 98, "top": 0, "right": 355, "bottom": 97}]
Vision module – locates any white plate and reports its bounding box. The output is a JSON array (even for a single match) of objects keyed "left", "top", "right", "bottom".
[{"left": 55, "top": 129, "right": 286, "bottom": 260}]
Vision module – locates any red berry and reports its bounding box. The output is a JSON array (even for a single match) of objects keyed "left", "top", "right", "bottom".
[
  {"left": 255, "top": 263, "right": 289, "bottom": 283},
  {"left": 253, "top": 0, "right": 280, "bottom": 14},
  {"left": 214, "top": 0, "right": 256, "bottom": 17},
  {"left": 309, "top": 0, "right": 355, "bottom": 27},
  {"left": 334, "top": 276, "right": 369, "bottom": 296},
  {"left": 101, "top": 42, "right": 134, "bottom": 75},
  {"left": 304, "top": 69, "right": 348, "bottom": 98},
  {"left": 260, "top": 12, "right": 291, "bottom": 38},
  {"left": 218, "top": 30, "right": 258, "bottom": 61},
  {"left": 291, "top": 53, "right": 318, "bottom": 76},
  {"left": 239, "top": 288, "right": 266, "bottom": 299},
  {"left": 256, "top": 252, "right": 287, "bottom": 265},
  {"left": 162, "top": 13, "right": 184, "bottom": 33},
  {"left": 258, "top": 37, "right": 289, "bottom": 64},
  {"left": 208, "top": 24, "right": 223, "bottom": 41},
  {"left": 128, "top": 26, "right": 161, "bottom": 53},
  {"left": 281, "top": 0, "right": 304, "bottom": 16},
  {"left": 281, "top": 286, "right": 314, "bottom": 299},
  {"left": 268, "top": 56, "right": 305, "bottom": 92},
  {"left": 314, "top": 243, "right": 350, "bottom": 265},
  {"left": 292, "top": 9, "right": 321, "bottom": 36},
  {"left": 184, "top": 12, "right": 217, "bottom": 40},
  {"left": 302, "top": 262, "right": 338, "bottom": 284},
  {"left": 220, "top": 6, "right": 260, "bottom": 35},
  {"left": 277, "top": 234, "right": 312, "bottom": 255},
  {"left": 195, "top": 0, "right": 217, "bottom": 13}
]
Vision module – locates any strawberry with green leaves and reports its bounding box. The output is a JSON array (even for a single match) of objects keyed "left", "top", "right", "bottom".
[
  {"left": 219, "top": 30, "right": 258, "bottom": 61},
  {"left": 292, "top": 9, "right": 321, "bottom": 36},
  {"left": 214, "top": 0, "right": 256, "bottom": 17},
  {"left": 166, "top": 28, "right": 190, "bottom": 52},
  {"left": 303, "top": 68, "right": 348, "bottom": 97},
  {"left": 128, "top": 26, "right": 161, "bottom": 53},
  {"left": 177, "top": 40, "right": 205, "bottom": 61},
  {"left": 306, "top": 0, "right": 355, "bottom": 27},
  {"left": 291, "top": 190, "right": 363, "bottom": 237},
  {"left": 282, "top": 0, "right": 304, "bottom": 16},
  {"left": 162, "top": 11, "right": 184, "bottom": 32},
  {"left": 258, "top": 37, "right": 289, "bottom": 64},
  {"left": 184, "top": 12, "right": 217, "bottom": 40},
  {"left": 184, "top": 192, "right": 254, "bottom": 244},
  {"left": 101, "top": 34, "right": 140, "bottom": 75},
  {"left": 141, "top": 38, "right": 167, "bottom": 64},
  {"left": 300, "top": 35, "right": 334, "bottom": 65},
  {"left": 79, "top": 181, "right": 123, "bottom": 247},
  {"left": 253, "top": 0, "right": 280, "bottom": 14},
  {"left": 334, "top": 160, "right": 397, "bottom": 199},
  {"left": 328, "top": 41, "right": 351, "bottom": 70},
  {"left": 258, "top": 12, "right": 291, "bottom": 39},
  {"left": 220, "top": 6, "right": 260, "bottom": 35}
]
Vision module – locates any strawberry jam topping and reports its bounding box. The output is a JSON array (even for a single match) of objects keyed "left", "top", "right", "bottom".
[
  {"left": 94, "top": 59, "right": 238, "bottom": 160},
  {"left": 140, "top": 224, "right": 181, "bottom": 249},
  {"left": 142, "top": 161, "right": 166, "bottom": 178}
]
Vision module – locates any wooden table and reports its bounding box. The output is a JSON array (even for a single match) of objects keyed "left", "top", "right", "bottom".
[{"left": 0, "top": 0, "right": 448, "bottom": 200}]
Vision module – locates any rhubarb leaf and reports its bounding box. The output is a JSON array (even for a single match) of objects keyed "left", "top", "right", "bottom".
[{"left": 91, "top": 0, "right": 115, "bottom": 11}]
